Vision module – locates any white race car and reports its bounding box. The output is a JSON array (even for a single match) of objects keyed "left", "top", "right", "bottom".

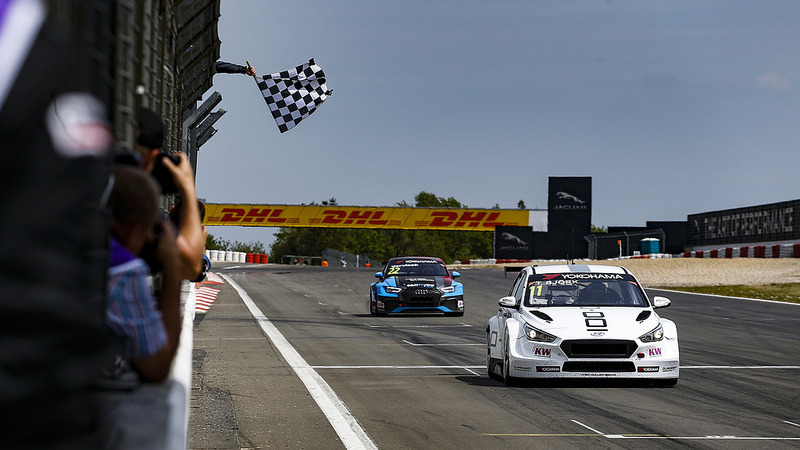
[{"left": 487, "top": 264, "right": 679, "bottom": 386}]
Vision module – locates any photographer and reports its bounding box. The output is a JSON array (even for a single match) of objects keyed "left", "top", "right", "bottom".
[{"left": 134, "top": 108, "right": 205, "bottom": 280}]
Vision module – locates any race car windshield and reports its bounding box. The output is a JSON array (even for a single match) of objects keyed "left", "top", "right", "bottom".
[
  {"left": 385, "top": 261, "right": 449, "bottom": 277},
  {"left": 524, "top": 274, "right": 649, "bottom": 307}
]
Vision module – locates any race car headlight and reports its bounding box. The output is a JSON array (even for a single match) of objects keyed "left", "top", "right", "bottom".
[
  {"left": 384, "top": 286, "right": 402, "bottom": 294},
  {"left": 523, "top": 323, "right": 557, "bottom": 342},
  {"left": 439, "top": 286, "right": 455, "bottom": 293},
  {"left": 639, "top": 323, "right": 664, "bottom": 342}
]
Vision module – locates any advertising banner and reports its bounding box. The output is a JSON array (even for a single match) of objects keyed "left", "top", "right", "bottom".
[
  {"left": 687, "top": 200, "right": 800, "bottom": 246},
  {"left": 204, "top": 204, "right": 533, "bottom": 231},
  {"left": 542, "top": 177, "right": 592, "bottom": 259},
  {"left": 495, "top": 226, "right": 534, "bottom": 260}
]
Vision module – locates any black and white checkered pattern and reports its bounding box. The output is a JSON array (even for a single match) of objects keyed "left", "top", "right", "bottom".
[{"left": 257, "top": 59, "right": 331, "bottom": 133}]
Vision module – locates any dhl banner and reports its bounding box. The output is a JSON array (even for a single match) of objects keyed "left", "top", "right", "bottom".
[{"left": 204, "top": 204, "right": 538, "bottom": 231}]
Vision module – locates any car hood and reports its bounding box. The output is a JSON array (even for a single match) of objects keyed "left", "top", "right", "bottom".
[
  {"left": 390, "top": 276, "right": 454, "bottom": 288},
  {"left": 520, "top": 306, "right": 660, "bottom": 340}
]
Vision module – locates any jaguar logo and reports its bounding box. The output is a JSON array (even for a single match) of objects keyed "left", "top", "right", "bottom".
[{"left": 556, "top": 191, "right": 585, "bottom": 204}]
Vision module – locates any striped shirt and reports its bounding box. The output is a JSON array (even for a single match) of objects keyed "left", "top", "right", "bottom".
[{"left": 107, "top": 238, "right": 166, "bottom": 361}]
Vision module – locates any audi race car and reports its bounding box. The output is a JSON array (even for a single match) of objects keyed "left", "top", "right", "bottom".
[
  {"left": 487, "top": 264, "right": 679, "bottom": 386},
  {"left": 370, "top": 257, "right": 464, "bottom": 316}
]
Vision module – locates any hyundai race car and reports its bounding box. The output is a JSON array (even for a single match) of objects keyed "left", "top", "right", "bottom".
[
  {"left": 370, "top": 257, "right": 464, "bottom": 316},
  {"left": 487, "top": 264, "right": 679, "bottom": 386}
]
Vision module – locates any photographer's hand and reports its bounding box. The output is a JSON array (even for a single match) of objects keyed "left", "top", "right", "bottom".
[
  {"left": 135, "top": 221, "right": 181, "bottom": 382},
  {"left": 161, "top": 152, "right": 205, "bottom": 280}
]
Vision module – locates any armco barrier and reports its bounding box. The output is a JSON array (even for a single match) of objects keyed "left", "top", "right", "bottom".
[{"left": 681, "top": 242, "right": 800, "bottom": 259}]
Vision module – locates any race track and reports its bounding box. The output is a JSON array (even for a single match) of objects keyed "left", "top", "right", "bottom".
[{"left": 190, "top": 264, "right": 800, "bottom": 449}]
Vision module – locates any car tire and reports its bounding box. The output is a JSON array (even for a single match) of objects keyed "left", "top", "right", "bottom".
[
  {"left": 502, "top": 335, "right": 517, "bottom": 386},
  {"left": 487, "top": 333, "right": 502, "bottom": 380},
  {"left": 369, "top": 291, "right": 376, "bottom": 315}
]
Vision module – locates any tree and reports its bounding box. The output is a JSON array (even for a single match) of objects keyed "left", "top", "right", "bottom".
[
  {"left": 517, "top": 200, "right": 526, "bottom": 209},
  {"left": 269, "top": 193, "right": 495, "bottom": 264}
]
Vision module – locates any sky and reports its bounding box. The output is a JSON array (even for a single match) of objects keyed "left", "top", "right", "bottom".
[{"left": 195, "top": 0, "right": 800, "bottom": 250}]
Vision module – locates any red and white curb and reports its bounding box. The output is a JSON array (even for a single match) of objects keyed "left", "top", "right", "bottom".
[{"left": 194, "top": 272, "right": 224, "bottom": 314}]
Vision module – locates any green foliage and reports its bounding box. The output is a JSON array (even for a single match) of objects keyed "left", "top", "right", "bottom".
[
  {"left": 270, "top": 192, "right": 494, "bottom": 264},
  {"left": 591, "top": 224, "right": 608, "bottom": 233}
]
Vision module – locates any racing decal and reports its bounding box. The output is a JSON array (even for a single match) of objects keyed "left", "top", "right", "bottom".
[
  {"left": 648, "top": 347, "right": 662, "bottom": 357},
  {"left": 562, "top": 273, "right": 624, "bottom": 280},
  {"left": 663, "top": 366, "right": 677, "bottom": 373},
  {"left": 536, "top": 366, "right": 560, "bottom": 372},
  {"left": 204, "top": 204, "right": 529, "bottom": 230},
  {"left": 513, "top": 366, "right": 532, "bottom": 372},
  {"left": 583, "top": 311, "right": 606, "bottom": 328},
  {"left": 637, "top": 366, "right": 660, "bottom": 373},
  {"left": 533, "top": 346, "right": 551, "bottom": 357}
]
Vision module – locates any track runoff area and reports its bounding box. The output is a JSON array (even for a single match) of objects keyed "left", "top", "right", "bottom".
[{"left": 212, "top": 267, "right": 800, "bottom": 448}]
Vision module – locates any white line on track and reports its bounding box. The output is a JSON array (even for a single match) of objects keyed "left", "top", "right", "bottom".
[
  {"left": 221, "top": 274, "right": 378, "bottom": 450},
  {"left": 571, "top": 419, "right": 604, "bottom": 435},
  {"left": 365, "top": 323, "right": 472, "bottom": 328},
  {"left": 402, "top": 340, "right": 482, "bottom": 347},
  {"left": 568, "top": 419, "right": 800, "bottom": 441},
  {"left": 311, "top": 365, "right": 485, "bottom": 370},
  {"left": 682, "top": 365, "right": 800, "bottom": 369}
]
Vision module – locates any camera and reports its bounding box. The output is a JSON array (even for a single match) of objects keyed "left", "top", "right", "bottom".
[{"left": 151, "top": 152, "right": 181, "bottom": 194}]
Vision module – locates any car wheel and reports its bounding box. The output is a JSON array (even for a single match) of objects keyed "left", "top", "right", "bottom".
[
  {"left": 502, "top": 335, "right": 517, "bottom": 386},
  {"left": 487, "top": 333, "right": 501, "bottom": 380},
  {"left": 369, "top": 291, "right": 376, "bottom": 315}
]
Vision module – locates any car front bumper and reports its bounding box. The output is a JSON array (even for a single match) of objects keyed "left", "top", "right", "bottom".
[
  {"left": 375, "top": 294, "right": 464, "bottom": 314},
  {"left": 505, "top": 336, "right": 680, "bottom": 380}
]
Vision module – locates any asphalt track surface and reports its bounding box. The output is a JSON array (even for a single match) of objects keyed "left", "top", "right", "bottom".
[{"left": 190, "top": 264, "right": 800, "bottom": 449}]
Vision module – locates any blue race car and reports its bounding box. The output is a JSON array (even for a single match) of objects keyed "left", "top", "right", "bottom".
[{"left": 370, "top": 256, "right": 464, "bottom": 316}]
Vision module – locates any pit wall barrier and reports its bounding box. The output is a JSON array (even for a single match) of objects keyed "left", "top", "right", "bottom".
[
  {"left": 206, "top": 251, "right": 268, "bottom": 264},
  {"left": 682, "top": 243, "right": 800, "bottom": 259}
]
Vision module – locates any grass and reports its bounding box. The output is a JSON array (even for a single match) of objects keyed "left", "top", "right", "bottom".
[{"left": 662, "top": 283, "right": 800, "bottom": 304}]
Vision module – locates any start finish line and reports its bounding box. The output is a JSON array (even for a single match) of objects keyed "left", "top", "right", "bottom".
[{"left": 203, "top": 204, "right": 546, "bottom": 232}]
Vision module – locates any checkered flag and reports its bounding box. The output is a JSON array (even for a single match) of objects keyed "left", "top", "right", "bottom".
[{"left": 255, "top": 59, "right": 331, "bottom": 133}]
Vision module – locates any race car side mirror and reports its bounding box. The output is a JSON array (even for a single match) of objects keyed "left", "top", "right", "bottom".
[
  {"left": 451, "top": 271, "right": 461, "bottom": 278},
  {"left": 374, "top": 272, "right": 383, "bottom": 278},
  {"left": 498, "top": 296, "right": 518, "bottom": 308},
  {"left": 652, "top": 296, "right": 671, "bottom": 309}
]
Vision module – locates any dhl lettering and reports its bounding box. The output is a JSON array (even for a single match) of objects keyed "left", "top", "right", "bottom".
[
  {"left": 322, "top": 209, "right": 388, "bottom": 225},
  {"left": 431, "top": 211, "right": 507, "bottom": 228},
  {"left": 429, "top": 211, "right": 459, "bottom": 227},
  {"left": 206, "top": 204, "right": 527, "bottom": 230},
  {"left": 344, "top": 210, "right": 372, "bottom": 225},
  {"left": 481, "top": 212, "right": 504, "bottom": 227},
  {"left": 220, "top": 208, "right": 246, "bottom": 222},
  {"left": 454, "top": 211, "right": 486, "bottom": 227},
  {"left": 322, "top": 210, "right": 347, "bottom": 224},
  {"left": 267, "top": 209, "right": 286, "bottom": 223},
  {"left": 241, "top": 208, "right": 271, "bottom": 222},
  {"left": 238, "top": 208, "right": 287, "bottom": 223},
  {"left": 367, "top": 211, "right": 388, "bottom": 226}
]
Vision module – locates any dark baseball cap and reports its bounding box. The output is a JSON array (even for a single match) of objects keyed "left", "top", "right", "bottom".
[{"left": 136, "top": 107, "right": 164, "bottom": 149}]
